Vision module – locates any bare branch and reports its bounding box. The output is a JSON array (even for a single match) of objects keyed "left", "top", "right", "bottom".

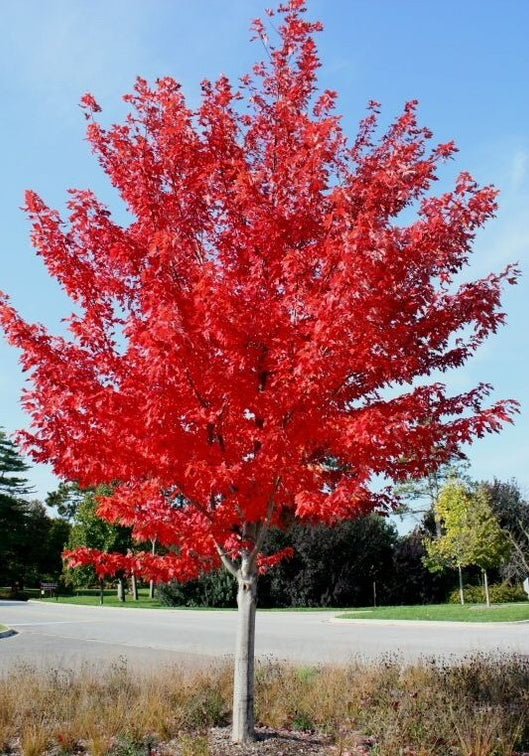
[
  {"left": 214, "top": 540, "right": 240, "bottom": 579},
  {"left": 248, "top": 477, "right": 281, "bottom": 569},
  {"left": 504, "top": 528, "right": 529, "bottom": 574}
]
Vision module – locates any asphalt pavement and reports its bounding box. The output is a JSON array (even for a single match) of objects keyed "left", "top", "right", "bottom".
[{"left": 0, "top": 600, "right": 527, "bottom": 674}]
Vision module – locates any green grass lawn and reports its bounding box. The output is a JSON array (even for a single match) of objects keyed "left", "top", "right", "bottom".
[
  {"left": 41, "top": 589, "right": 235, "bottom": 609},
  {"left": 337, "top": 602, "right": 529, "bottom": 622},
  {"left": 39, "top": 594, "right": 529, "bottom": 621},
  {"left": 42, "top": 593, "right": 163, "bottom": 609}
]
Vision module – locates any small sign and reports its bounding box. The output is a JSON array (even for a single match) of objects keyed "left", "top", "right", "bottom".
[
  {"left": 40, "top": 582, "right": 58, "bottom": 591},
  {"left": 523, "top": 577, "right": 529, "bottom": 597}
]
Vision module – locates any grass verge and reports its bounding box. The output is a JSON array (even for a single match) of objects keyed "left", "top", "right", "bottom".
[
  {"left": 41, "top": 594, "right": 164, "bottom": 609},
  {"left": 336, "top": 602, "right": 529, "bottom": 622},
  {"left": 0, "top": 653, "right": 528, "bottom": 755},
  {"left": 41, "top": 595, "right": 529, "bottom": 622}
]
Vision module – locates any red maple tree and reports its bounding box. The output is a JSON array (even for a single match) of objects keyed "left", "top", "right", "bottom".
[{"left": 0, "top": 0, "right": 518, "bottom": 742}]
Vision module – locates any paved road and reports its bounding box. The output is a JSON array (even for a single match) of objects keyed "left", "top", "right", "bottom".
[{"left": 1, "top": 601, "right": 528, "bottom": 673}]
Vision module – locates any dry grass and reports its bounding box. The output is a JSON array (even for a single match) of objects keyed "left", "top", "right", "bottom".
[{"left": 0, "top": 652, "right": 528, "bottom": 755}]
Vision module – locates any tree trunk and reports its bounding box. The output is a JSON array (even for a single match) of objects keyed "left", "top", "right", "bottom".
[
  {"left": 149, "top": 539, "right": 157, "bottom": 599},
  {"left": 434, "top": 512, "right": 442, "bottom": 540},
  {"left": 458, "top": 564, "right": 464, "bottom": 605},
  {"left": 131, "top": 572, "right": 138, "bottom": 601},
  {"left": 483, "top": 569, "right": 490, "bottom": 607},
  {"left": 232, "top": 558, "right": 258, "bottom": 743},
  {"left": 117, "top": 577, "right": 126, "bottom": 602}
]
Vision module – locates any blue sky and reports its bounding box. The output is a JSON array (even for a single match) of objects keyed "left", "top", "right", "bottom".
[{"left": 0, "top": 1, "right": 528, "bottom": 509}]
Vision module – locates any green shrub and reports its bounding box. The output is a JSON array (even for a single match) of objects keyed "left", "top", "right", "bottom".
[
  {"left": 158, "top": 570, "right": 236, "bottom": 608},
  {"left": 0, "top": 588, "right": 29, "bottom": 601},
  {"left": 448, "top": 582, "right": 527, "bottom": 604}
]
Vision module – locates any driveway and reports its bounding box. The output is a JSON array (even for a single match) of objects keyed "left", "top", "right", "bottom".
[{"left": 1, "top": 600, "right": 527, "bottom": 673}]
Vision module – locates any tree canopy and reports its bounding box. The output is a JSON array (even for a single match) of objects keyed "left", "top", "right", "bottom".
[{"left": 0, "top": 0, "right": 518, "bottom": 741}]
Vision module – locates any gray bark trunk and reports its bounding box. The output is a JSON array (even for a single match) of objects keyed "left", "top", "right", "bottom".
[
  {"left": 434, "top": 513, "right": 442, "bottom": 540},
  {"left": 232, "top": 558, "right": 258, "bottom": 743},
  {"left": 117, "top": 577, "right": 126, "bottom": 602},
  {"left": 131, "top": 573, "right": 138, "bottom": 601},
  {"left": 149, "top": 539, "right": 157, "bottom": 599},
  {"left": 483, "top": 569, "right": 490, "bottom": 607},
  {"left": 458, "top": 564, "right": 464, "bottom": 605}
]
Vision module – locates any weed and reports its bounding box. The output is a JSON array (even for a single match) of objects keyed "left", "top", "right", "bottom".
[
  {"left": 179, "top": 733, "right": 210, "bottom": 756},
  {"left": 111, "top": 733, "right": 147, "bottom": 756},
  {"left": 291, "top": 710, "right": 315, "bottom": 731},
  {"left": 184, "top": 685, "right": 228, "bottom": 728}
]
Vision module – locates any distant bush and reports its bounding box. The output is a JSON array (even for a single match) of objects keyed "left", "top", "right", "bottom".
[
  {"left": 0, "top": 588, "right": 29, "bottom": 601},
  {"left": 158, "top": 569, "right": 237, "bottom": 608},
  {"left": 448, "top": 582, "right": 527, "bottom": 604}
]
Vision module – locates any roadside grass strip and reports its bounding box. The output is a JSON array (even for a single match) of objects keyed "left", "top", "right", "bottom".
[{"left": 336, "top": 602, "right": 529, "bottom": 622}]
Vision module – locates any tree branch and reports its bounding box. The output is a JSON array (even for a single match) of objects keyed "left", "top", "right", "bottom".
[
  {"left": 214, "top": 540, "right": 240, "bottom": 579},
  {"left": 248, "top": 477, "right": 281, "bottom": 570}
]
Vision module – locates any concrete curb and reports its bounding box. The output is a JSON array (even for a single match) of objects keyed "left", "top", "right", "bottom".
[
  {"left": 329, "top": 617, "right": 529, "bottom": 627},
  {"left": 0, "top": 628, "right": 17, "bottom": 639}
]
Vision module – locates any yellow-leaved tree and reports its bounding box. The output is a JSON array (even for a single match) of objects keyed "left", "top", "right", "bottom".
[{"left": 425, "top": 481, "right": 510, "bottom": 606}]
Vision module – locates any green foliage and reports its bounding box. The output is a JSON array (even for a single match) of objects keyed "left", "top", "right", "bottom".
[
  {"left": 158, "top": 515, "right": 397, "bottom": 608},
  {"left": 64, "top": 486, "right": 133, "bottom": 589},
  {"left": 337, "top": 602, "right": 529, "bottom": 621},
  {"left": 0, "top": 428, "right": 33, "bottom": 497},
  {"left": 260, "top": 516, "right": 397, "bottom": 608},
  {"left": 424, "top": 481, "right": 510, "bottom": 573},
  {"left": 395, "top": 458, "right": 471, "bottom": 536},
  {"left": 448, "top": 582, "right": 527, "bottom": 604},
  {"left": 158, "top": 569, "right": 236, "bottom": 608},
  {"left": 424, "top": 481, "right": 472, "bottom": 571},
  {"left": 109, "top": 735, "right": 146, "bottom": 756},
  {"left": 0, "top": 430, "right": 70, "bottom": 587},
  {"left": 46, "top": 481, "right": 84, "bottom": 520},
  {"left": 389, "top": 529, "right": 456, "bottom": 605},
  {"left": 468, "top": 487, "right": 511, "bottom": 571}
]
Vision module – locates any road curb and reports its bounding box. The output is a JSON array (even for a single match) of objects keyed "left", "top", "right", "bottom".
[
  {"left": 0, "top": 628, "right": 17, "bottom": 639},
  {"left": 329, "top": 617, "right": 529, "bottom": 627}
]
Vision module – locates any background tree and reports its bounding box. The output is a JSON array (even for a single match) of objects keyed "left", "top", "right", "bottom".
[
  {"left": 0, "top": 0, "right": 518, "bottom": 742},
  {"left": 390, "top": 528, "right": 457, "bottom": 605},
  {"left": 481, "top": 478, "right": 529, "bottom": 581},
  {"left": 395, "top": 457, "right": 470, "bottom": 538},
  {"left": 425, "top": 481, "right": 471, "bottom": 604},
  {"left": 0, "top": 429, "right": 31, "bottom": 587},
  {"left": 46, "top": 481, "right": 84, "bottom": 521},
  {"left": 425, "top": 480, "right": 510, "bottom": 606},
  {"left": 260, "top": 516, "right": 396, "bottom": 608},
  {"left": 463, "top": 487, "right": 511, "bottom": 606},
  {"left": 65, "top": 487, "right": 133, "bottom": 600},
  {"left": 0, "top": 430, "right": 70, "bottom": 589}
]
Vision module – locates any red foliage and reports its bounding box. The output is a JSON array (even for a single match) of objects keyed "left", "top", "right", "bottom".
[{"left": 0, "top": 0, "right": 518, "bottom": 581}]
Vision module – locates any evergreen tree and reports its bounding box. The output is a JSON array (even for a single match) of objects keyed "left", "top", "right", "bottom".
[
  {"left": 0, "top": 430, "right": 69, "bottom": 588},
  {"left": 0, "top": 429, "right": 32, "bottom": 587}
]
